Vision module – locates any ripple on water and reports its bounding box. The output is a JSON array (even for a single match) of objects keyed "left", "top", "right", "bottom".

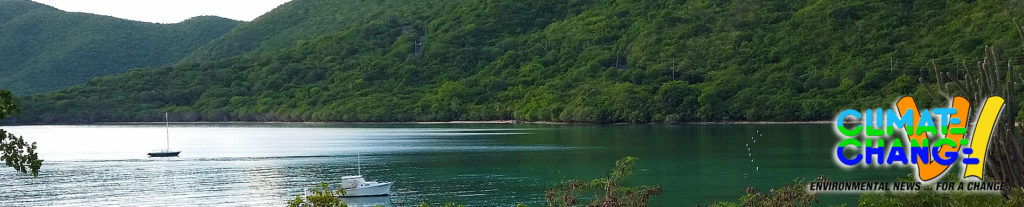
[{"left": 0, "top": 125, "right": 573, "bottom": 206}]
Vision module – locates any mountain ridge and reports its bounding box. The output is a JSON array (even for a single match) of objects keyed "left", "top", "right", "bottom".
[{"left": 0, "top": 0, "right": 241, "bottom": 94}]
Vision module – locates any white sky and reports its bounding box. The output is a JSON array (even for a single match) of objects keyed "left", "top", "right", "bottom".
[{"left": 32, "top": 0, "right": 293, "bottom": 24}]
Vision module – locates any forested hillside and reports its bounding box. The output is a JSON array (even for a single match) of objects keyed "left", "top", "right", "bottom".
[
  {"left": 0, "top": 0, "right": 240, "bottom": 94},
  {"left": 177, "top": 0, "right": 459, "bottom": 63},
  {"left": 14, "top": 0, "right": 1024, "bottom": 123}
]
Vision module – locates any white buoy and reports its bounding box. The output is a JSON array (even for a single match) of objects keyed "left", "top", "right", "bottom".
[
  {"left": 751, "top": 159, "right": 754, "bottom": 163},
  {"left": 756, "top": 166, "right": 759, "bottom": 171}
]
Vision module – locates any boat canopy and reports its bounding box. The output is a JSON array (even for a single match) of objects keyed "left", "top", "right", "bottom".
[{"left": 340, "top": 176, "right": 367, "bottom": 189}]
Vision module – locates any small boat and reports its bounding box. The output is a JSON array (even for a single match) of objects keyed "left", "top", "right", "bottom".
[
  {"left": 147, "top": 150, "right": 180, "bottom": 157},
  {"left": 340, "top": 154, "right": 391, "bottom": 197},
  {"left": 340, "top": 175, "right": 392, "bottom": 197},
  {"left": 149, "top": 112, "right": 180, "bottom": 157}
]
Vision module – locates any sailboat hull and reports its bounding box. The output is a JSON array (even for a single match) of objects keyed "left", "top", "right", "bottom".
[{"left": 147, "top": 151, "right": 180, "bottom": 157}]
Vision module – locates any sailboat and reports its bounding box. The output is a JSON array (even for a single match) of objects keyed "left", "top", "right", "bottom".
[{"left": 148, "top": 112, "right": 181, "bottom": 157}]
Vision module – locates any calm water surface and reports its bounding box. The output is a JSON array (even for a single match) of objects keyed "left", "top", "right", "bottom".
[{"left": 0, "top": 123, "right": 904, "bottom": 206}]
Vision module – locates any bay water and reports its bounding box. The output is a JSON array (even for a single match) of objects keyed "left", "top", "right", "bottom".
[{"left": 0, "top": 123, "right": 904, "bottom": 206}]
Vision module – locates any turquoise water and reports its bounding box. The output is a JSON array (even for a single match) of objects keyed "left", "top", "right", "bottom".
[{"left": 0, "top": 123, "right": 905, "bottom": 206}]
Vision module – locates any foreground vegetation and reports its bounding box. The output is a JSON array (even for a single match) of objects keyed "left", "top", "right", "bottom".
[
  {"left": 710, "top": 178, "right": 820, "bottom": 207},
  {"left": 545, "top": 156, "right": 662, "bottom": 207},
  {"left": 14, "top": 0, "right": 1024, "bottom": 124},
  {"left": 288, "top": 182, "right": 347, "bottom": 207},
  {"left": 710, "top": 176, "right": 1024, "bottom": 207},
  {"left": 860, "top": 187, "right": 1024, "bottom": 207},
  {"left": 0, "top": 90, "right": 42, "bottom": 176}
]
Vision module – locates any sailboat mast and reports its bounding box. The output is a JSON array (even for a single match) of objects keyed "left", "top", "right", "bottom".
[{"left": 165, "top": 112, "right": 169, "bottom": 151}]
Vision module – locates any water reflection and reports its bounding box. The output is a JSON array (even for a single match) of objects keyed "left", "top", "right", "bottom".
[{"left": 341, "top": 196, "right": 394, "bottom": 207}]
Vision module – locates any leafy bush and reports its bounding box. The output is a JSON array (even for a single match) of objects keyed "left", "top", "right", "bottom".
[
  {"left": 288, "top": 182, "right": 347, "bottom": 207},
  {"left": 711, "top": 177, "right": 821, "bottom": 207},
  {"left": 859, "top": 175, "right": 1024, "bottom": 207},
  {"left": 545, "top": 156, "right": 663, "bottom": 207},
  {"left": 0, "top": 90, "right": 42, "bottom": 177},
  {"left": 859, "top": 188, "right": 1024, "bottom": 207}
]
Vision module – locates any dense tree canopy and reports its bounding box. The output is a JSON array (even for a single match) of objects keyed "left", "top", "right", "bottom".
[
  {"left": 0, "top": 0, "right": 240, "bottom": 94},
  {"left": 12, "top": 0, "right": 1024, "bottom": 124}
]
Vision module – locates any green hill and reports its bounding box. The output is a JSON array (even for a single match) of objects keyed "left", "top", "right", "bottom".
[
  {"left": 177, "top": 0, "right": 456, "bottom": 63},
  {"left": 13, "top": 0, "right": 1024, "bottom": 123},
  {"left": 0, "top": 0, "right": 240, "bottom": 94}
]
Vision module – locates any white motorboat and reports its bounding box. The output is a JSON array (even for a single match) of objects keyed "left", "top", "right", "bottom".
[
  {"left": 340, "top": 175, "right": 392, "bottom": 197},
  {"left": 339, "top": 154, "right": 391, "bottom": 197}
]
